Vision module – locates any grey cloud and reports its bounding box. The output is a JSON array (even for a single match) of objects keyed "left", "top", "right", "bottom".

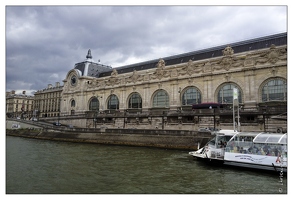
[{"left": 6, "top": 6, "right": 287, "bottom": 95}]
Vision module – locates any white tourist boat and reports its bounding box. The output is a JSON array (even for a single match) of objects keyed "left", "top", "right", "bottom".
[{"left": 189, "top": 130, "right": 287, "bottom": 173}]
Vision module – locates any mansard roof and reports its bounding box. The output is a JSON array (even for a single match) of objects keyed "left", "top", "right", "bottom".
[
  {"left": 99, "top": 32, "right": 287, "bottom": 78},
  {"left": 74, "top": 49, "right": 112, "bottom": 78}
]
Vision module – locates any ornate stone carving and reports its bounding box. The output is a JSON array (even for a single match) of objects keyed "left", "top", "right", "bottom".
[
  {"left": 185, "top": 60, "right": 195, "bottom": 76},
  {"left": 231, "top": 57, "right": 244, "bottom": 68},
  {"left": 224, "top": 73, "right": 231, "bottom": 82},
  {"left": 170, "top": 68, "right": 178, "bottom": 78},
  {"left": 106, "top": 77, "right": 120, "bottom": 86},
  {"left": 216, "top": 46, "right": 244, "bottom": 70},
  {"left": 87, "top": 79, "right": 98, "bottom": 88},
  {"left": 203, "top": 61, "right": 212, "bottom": 73},
  {"left": 179, "top": 60, "right": 204, "bottom": 76},
  {"left": 157, "top": 58, "right": 165, "bottom": 69},
  {"left": 152, "top": 67, "right": 165, "bottom": 80},
  {"left": 217, "top": 45, "right": 244, "bottom": 70},
  {"left": 102, "top": 69, "right": 120, "bottom": 86},
  {"left": 270, "top": 66, "right": 278, "bottom": 76},
  {"left": 111, "top": 69, "right": 118, "bottom": 77},
  {"left": 120, "top": 76, "right": 126, "bottom": 85},
  {"left": 244, "top": 53, "right": 255, "bottom": 67},
  {"left": 127, "top": 70, "right": 143, "bottom": 83},
  {"left": 88, "top": 79, "right": 106, "bottom": 88},
  {"left": 151, "top": 58, "right": 170, "bottom": 80},
  {"left": 267, "top": 44, "right": 279, "bottom": 64},
  {"left": 144, "top": 72, "right": 150, "bottom": 81},
  {"left": 222, "top": 45, "right": 234, "bottom": 56},
  {"left": 220, "top": 56, "right": 234, "bottom": 71},
  {"left": 279, "top": 47, "right": 287, "bottom": 61},
  {"left": 255, "top": 44, "right": 286, "bottom": 65}
]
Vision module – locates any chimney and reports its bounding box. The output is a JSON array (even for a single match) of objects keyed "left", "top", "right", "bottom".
[
  {"left": 11, "top": 90, "right": 15, "bottom": 94},
  {"left": 56, "top": 82, "right": 60, "bottom": 87},
  {"left": 48, "top": 84, "right": 53, "bottom": 88},
  {"left": 22, "top": 91, "right": 26, "bottom": 95}
]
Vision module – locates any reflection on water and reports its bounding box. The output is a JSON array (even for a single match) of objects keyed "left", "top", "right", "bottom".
[{"left": 6, "top": 136, "right": 287, "bottom": 194}]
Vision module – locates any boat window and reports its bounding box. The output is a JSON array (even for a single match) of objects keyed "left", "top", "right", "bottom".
[
  {"left": 266, "top": 135, "right": 281, "bottom": 143},
  {"left": 216, "top": 135, "right": 232, "bottom": 148},
  {"left": 208, "top": 138, "right": 216, "bottom": 146},
  {"left": 225, "top": 139, "right": 253, "bottom": 154},
  {"left": 253, "top": 135, "right": 267, "bottom": 143},
  {"left": 226, "top": 140, "right": 287, "bottom": 157}
]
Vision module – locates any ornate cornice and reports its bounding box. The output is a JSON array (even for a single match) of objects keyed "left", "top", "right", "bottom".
[{"left": 75, "top": 45, "right": 286, "bottom": 91}]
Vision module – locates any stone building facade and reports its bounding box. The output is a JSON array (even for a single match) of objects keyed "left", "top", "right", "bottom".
[
  {"left": 34, "top": 82, "right": 63, "bottom": 118},
  {"left": 59, "top": 33, "right": 287, "bottom": 132},
  {"left": 6, "top": 90, "right": 34, "bottom": 119}
]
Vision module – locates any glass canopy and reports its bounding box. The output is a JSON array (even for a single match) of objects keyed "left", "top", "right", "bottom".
[{"left": 253, "top": 133, "right": 287, "bottom": 144}]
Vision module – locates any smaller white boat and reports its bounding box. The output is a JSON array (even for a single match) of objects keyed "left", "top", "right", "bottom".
[{"left": 189, "top": 130, "right": 287, "bottom": 173}]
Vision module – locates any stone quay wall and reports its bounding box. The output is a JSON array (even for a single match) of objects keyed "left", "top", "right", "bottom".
[{"left": 6, "top": 128, "right": 213, "bottom": 150}]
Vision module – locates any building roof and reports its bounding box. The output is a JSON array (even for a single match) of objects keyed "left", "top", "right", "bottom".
[
  {"left": 74, "top": 49, "right": 112, "bottom": 78},
  {"left": 99, "top": 32, "right": 287, "bottom": 78}
]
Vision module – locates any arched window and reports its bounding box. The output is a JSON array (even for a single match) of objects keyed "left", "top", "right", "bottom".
[
  {"left": 107, "top": 94, "right": 119, "bottom": 110},
  {"left": 128, "top": 93, "right": 142, "bottom": 109},
  {"left": 261, "top": 78, "right": 287, "bottom": 102},
  {"left": 71, "top": 99, "right": 75, "bottom": 107},
  {"left": 153, "top": 90, "right": 169, "bottom": 107},
  {"left": 182, "top": 87, "right": 201, "bottom": 105},
  {"left": 89, "top": 97, "right": 99, "bottom": 111},
  {"left": 217, "top": 83, "right": 242, "bottom": 103}
]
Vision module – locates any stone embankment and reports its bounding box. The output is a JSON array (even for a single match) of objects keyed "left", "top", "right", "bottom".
[{"left": 6, "top": 128, "right": 213, "bottom": 150}]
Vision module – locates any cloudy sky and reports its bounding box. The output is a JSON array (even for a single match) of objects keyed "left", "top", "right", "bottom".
[{"left": 5, "top": 4, "right": 288, "bottom": 95}]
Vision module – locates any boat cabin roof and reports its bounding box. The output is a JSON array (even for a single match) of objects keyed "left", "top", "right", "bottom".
[
  {"left": 216, "top": 130, "right": 238, "bottom": 136},
  {"left": 232, "top": 132, "right": 259, "bottom": 137},
  {"left": 253, "top": 133, "right": 287, "bottom": 144}
]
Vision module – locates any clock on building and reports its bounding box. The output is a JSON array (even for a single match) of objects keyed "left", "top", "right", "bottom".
[{"left": 71, "top": 75, "right": 77, "bottom": 86}]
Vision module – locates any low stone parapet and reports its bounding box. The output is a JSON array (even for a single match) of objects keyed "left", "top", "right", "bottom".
[{"left": 6, "top": 128, "right": 212, "bottom": 151}]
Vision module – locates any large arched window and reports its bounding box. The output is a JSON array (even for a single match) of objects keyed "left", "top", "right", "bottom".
[
  {"left": 128, "top": 93, "right": 142, "bottom": 109},
  {"left": 153, "top": 90, "right": 169, "bottom": 107},
  {"left": 217, "top": 83, "right": 242, "bottom": 103},
  {"left": 182, "top": 87, "right": 201, "bottom": 105},
  {"left": 107, "top": 94, "right": 119, "bottom": 110},
  {"left": 261, "top": 78, "right": 287, "bottom": 102},
  {"left": 89, "top": 97, "right": 99, "bottom": 111}
]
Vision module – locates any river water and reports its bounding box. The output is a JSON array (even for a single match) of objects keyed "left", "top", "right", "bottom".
[{"left": 6, "top": 136, "right": 287, "bottom": 194}]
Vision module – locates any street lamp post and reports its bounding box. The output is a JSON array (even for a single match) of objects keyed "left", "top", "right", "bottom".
[{"left": 209, "top": 106, "right": 215, "bottom": 130}]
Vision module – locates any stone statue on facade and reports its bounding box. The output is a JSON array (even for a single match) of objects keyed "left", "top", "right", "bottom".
[
  {"left": 216, "top": 45, "right": 244, "bottom": 70},
  {"left": 157, "top": 58, "right": 165, "bottom": 69},
  {"left": 151, "top": 58, "right": 169, "bottom": 79},
  {"left": 111, "top": 69, "right": 118, "bottom": 77},
  {"left": 222, "top": 45, "right": 234, "bottom": 56}
]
